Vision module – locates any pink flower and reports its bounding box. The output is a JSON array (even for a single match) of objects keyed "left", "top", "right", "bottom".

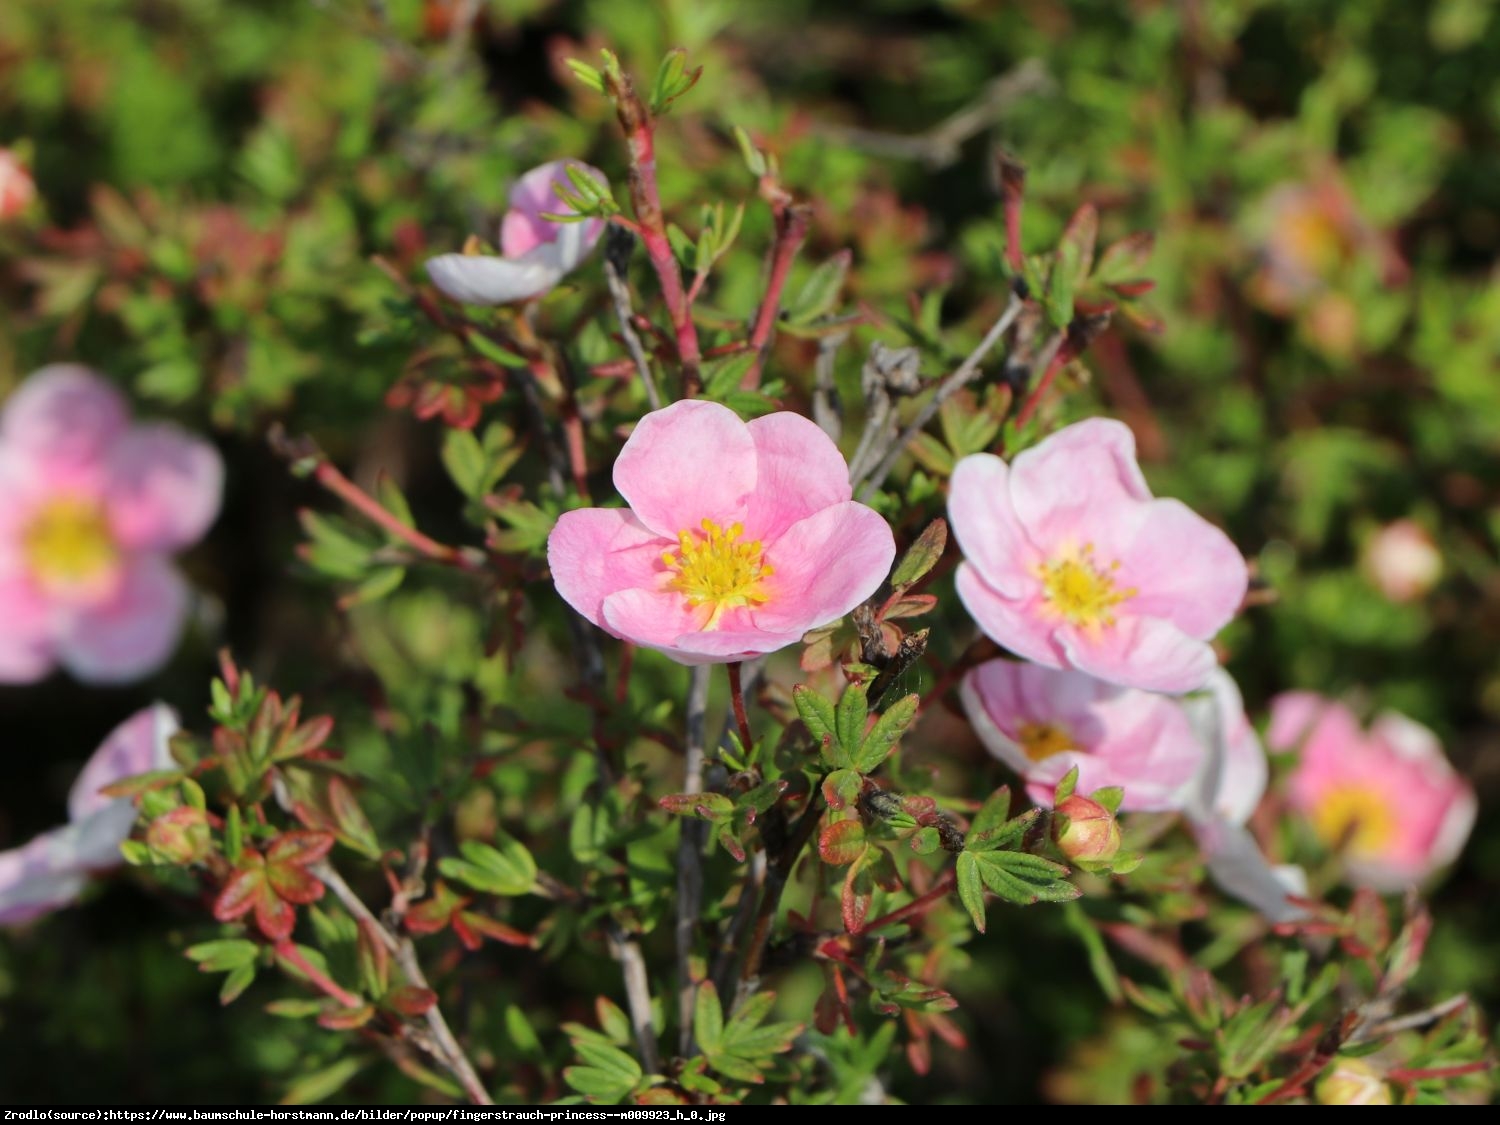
[
  {"left": 960, "top": 659, "right": 1203, "bottom": 811},
  {"left": 1182, "top": 669, "right": 1305, "bottom": 922},
  {"left": 0, "top": 704, "right": 178, "bottom": 926},
  {"left": 0, "top": 365, "right": 223, "bottom": 684},
  {"left": 1363, "top": 519, "right": 1441, "bottom": 603},
  {"left": 949, "top": 418, "right": 1247, "bottom": 693},
  {"left": 0, "top": 147, "right": 36, "bottom": 220},
  {"left": 425, "top": 160, "right": 608, "bottom": 305},
  {"left": 1272, "top": 692, "right": 1476, "bottom": 890},
  {"left": 548, "top": 399, "right": 895, "bottom": 665}
]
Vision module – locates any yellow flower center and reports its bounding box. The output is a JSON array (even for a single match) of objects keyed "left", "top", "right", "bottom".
[
  {"left": 1311, "top": 786, "right": 1396, "bottom": 857},
  {"left": 1017, "top": 721, "right": 1075, "bottom": 762},
  {"left": 662, "top": 519, "right": 774, "bottom": 630},
  {"left": 22, "top": 496, "right": 119, "bottom": 587},
  {"left": 1037, "top": 544, "right": 1136, "bottom": 633}
]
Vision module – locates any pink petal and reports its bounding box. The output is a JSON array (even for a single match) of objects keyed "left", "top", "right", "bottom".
[
  {"left": 1008, "top": 418, "right": 1153, "bottom": 555},
  {"left": 1118, "top": 499, "right": 1247, "bottom": 639},
  {"left": 948, "top": 454, "right": 1042, "bottom": 598},
  {"left": 503, "top": 161, "right": 608, "bottom": 263},
  {"left": 1205, "top": 670, "right": 1267, "bottom": 825},
  {"left": 754, "top": 502, "right": 895, "bottom": 634},
  {"left": 0, "top": 365, "right": 128, "bottom": 470},
  {"left": 56, "top": 556, "right": 190, "bottom": 684},
  {"left": 0, "top": 576, "right": 55, "bottom": 683},
  {"left": 1192, "top": 819, "right": 1307, "bottom": 923},
  {"left": 425, "top": 252, "right": 564, "bottom": 305},
  {"left": 68, "top": 703, "right": 180, "bottom": 821},
  {"left": 612, "top": 400, "right": 757, "bottom": 538},
  {"left": 1265, "top": 691, "right": 1332, "bottom": 752},
  {"left": 547, "top": 507, "right": 667, "bottom": 631},
  {"left": 0, "top": 830, "right": 88, "bottom": 927},
  {"left": 953, "top": 564, "right": 1065, "bottom": 666},
  {"left": 600, "top": 587, "right": 803, "bottom": 664},
  {"left": 104, "top": 423, "right": 223, "bottom": 552},
  {"left": 742, "top": 412, "right": 853, "bottom": 542},
  {"left": 1058, "top": 614, "right": 1217, "bottom": 694}
]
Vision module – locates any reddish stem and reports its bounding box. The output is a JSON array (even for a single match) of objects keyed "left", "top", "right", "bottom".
[
  {"left": 610, "top": 78, "right": 702, "bottom": 395},
  {"left": 727, "top": 661, "right": 754, "bottom": 751},
  {"left": 311, "top": 460, "right": 479, "bottom": 571},
  {"left": 998, "top": 153, "right": 1026, "bottom": 275},
  {"left": 275, "top": 939, "right": 364, "bottom": 1009},
  {"left": 1012, "top": 337, "right": 1075, "bottom": 433},
  {"left": 861, "top": 872, "right": 957, "bottom": 933},
  {"left": 742, "top": 203, "right": 813, "bottom": 390}
]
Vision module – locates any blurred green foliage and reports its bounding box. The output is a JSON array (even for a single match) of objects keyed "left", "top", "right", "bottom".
[{"left": 1, "top": 0, "right": 1497, "bottom": 1105}]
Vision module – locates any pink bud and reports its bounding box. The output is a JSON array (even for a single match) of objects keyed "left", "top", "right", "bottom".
[
  {"left": 1363, "top": 520, "right": 1441, "bottom": 603},
  {"left": 1053, "top": 795, "right": 1121, "bottom": 864},
  {"left": 0, "top": 148, "right": 35, "bottom": 220},
  {"left": 1315, "top": 1059, "right": 1393, "bottom": 1105},
  {"left": 145, "top": 806, "right": 211, "bottom": 864}
]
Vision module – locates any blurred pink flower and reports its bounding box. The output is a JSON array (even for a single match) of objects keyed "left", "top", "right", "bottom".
[
  {"left": 1182, "top": 669, "right": 1305, "bottom": 923},
  {"left": 960, "top": 659, "right": 1202, "bottom": 811},
  {"left": 425, "top": 159, "right": 608, "bottom": 305},
  {"left": 1272, "top": 692, "right": 1476, "bottom": 890},
  {"left": 548, "top": 399, "right": 895, "bottom": 665},
  {"left": 0, "top": 365, "right": 223, "bottom": 684},
  {"left": 949, "top": 419, "right": 1247, "bottom": 694},
  {"left": 0, "top": 148, "right": 35, "bottom": 220},
  {"left": 0, "top": 703, "right": 177, "bottom": 926},
  {"left": 1363, "top": 519, "right": 1442, "bottom": 603}
]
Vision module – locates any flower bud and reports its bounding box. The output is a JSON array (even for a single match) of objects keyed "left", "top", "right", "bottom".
[
  {"left": 1363, "top": 520, "right": 1441, "bottom": 603},
  {"left": 145, "top": 806, "right": 212, "bottom": 865},
  {"left": 1315, "top": 1058, "right": 1393, "bottom": 1105},
  {"left": 1053, "top": 795, "right": 1121, "bottom": 865},
  {"left": 0, "top": 148, "right": 35, "bottom": 221}
]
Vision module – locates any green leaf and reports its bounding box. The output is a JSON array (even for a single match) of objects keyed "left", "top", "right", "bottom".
[
  {"left": 732, "top": 125, "right": 768, "bottom": 177},
  {"left": 219, "top": 964, "right": 256, "bottom": 1005},
  {"left": 834, "top": 683, "right": 869, "bottom": 764},
  {"left": 694, "top": 981, "right": 725, "bottom": 1053},
  {"left": 438, "top": 834, "right": 537, "bottom": 896},
  {"left": 279, "top": 1057, "right": 364, "bottom": 1106},
  {"left": 787, "top": 252, "right": 851, "bottom": 326},
  {"left": 185, "top": 939, "right": 259, "bottom": 972},
  {"left": 442, "top": 429, "right": 488, "bottom": 499},
  {"left": 971, "top": 850, "right": 1079, "bottom": 905},
  {"left": 793, "top": 685, "right": 845, "bottom": 766},
  {"left": 889, "top": 519, "right": 947, "bottom": 590},
  {"left": 852, "top": 693, "right": 917, "bottom": 773},
  {"left": 1055, "top": 203, "right": 1098, "bottom": 290},
  {"left": 1090, "top": 786, "right": 1124, "bottom": 815},
  {"left": 565, "top": 58, "right": 605, "bottom": 94},
  {"left": 225, "top": 803, "right": 244, "bottom": 865},
  {"left": 956, "top": 852, "right": 987, "bottom": 932},
  {"left": 595, "top": 997, "right": 633, "bottom": 1046},
  {"left": 969, "top": 786, "right": 1012, "bottom": 839},
  {"left": 1054, "top": 767, "right": 1080, "bottom": 804}
]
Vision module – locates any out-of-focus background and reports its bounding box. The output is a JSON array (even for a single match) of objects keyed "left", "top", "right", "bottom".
[{"left": 0, "top": 0, "right": 1496, "bottom": 1104}]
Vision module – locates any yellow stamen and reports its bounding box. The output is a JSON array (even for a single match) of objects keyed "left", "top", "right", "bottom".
[
  {"left": 1311, "top": 787, "right": 1396, "bottom": 857},
  {"left": 661, "top": 518, "right": 774, "bottom": 630},
  {"left": 1017, "top": 721, "right": 1075, "bottom": 762},
  {"left": 23, "top": 496, "right": 119, "bottom": 587},
  {"left": 1036, "top": 543, "right": 1135, "bottom": 635}
]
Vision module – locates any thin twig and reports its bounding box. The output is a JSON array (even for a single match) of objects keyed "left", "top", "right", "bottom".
[
  {"left": 1009, "top": 328, "right": 1071, "bottom": 437},
  {"left": 269, "top": 426, "right": 485, "bottom": 572},
  {"left": 812, "top": 329, "right": 848, "bottom": 440},
  {"left": 606, "top": 922, "right": 662, "bottom": 1074},
  {"left": 313, "top": 861, "right": 494, "bottom": 1105},
  {"left": 854, "top": 294, "right": 1024, "bottom": 500},
  {"left": 726, "top": 662, "right": 754, "bottom": 752},
  {"left": 675, "top": 666, "right": 711, "bottom": 1055},
  {"left": 604, "top": 259, "right": 663, "bottom": 410}
]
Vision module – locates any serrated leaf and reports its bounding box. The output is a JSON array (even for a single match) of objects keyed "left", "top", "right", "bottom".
[
  {"left": 574, "top": 1041, "right": 643, "bottom": 1084},
  {"left": 821, "top": 768, "right": 862, "bottom": 811},
  {"left": 852, "top": 693, "right": 917, "bottom": 773},
  {"left": 972, "top": 849, "right": 1079, "bottom": 905},
  {"left": 793, "top": 685, "right": 845, "bottom": 766},
  {"left": 439, "top": 833, "right": 537, "bottom": 896}
]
